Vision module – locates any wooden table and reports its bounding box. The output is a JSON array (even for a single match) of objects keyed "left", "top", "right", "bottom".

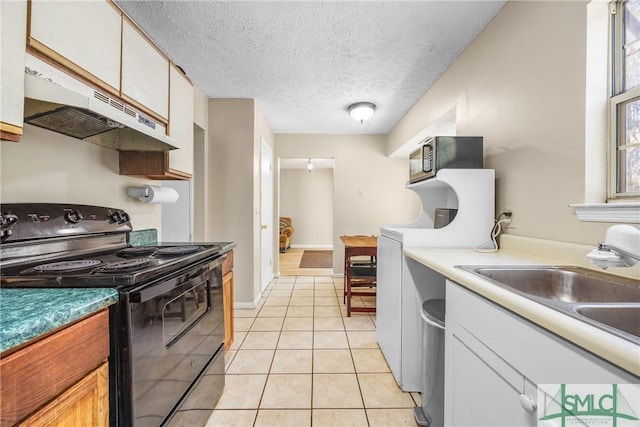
[
  {"left": 340, "top": 235, "right": 377, "bottom": 250},
  {"left": 340, "top": 235, "right": 377, "bottom": 274}
]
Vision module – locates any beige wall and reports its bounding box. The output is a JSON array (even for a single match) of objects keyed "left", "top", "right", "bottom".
[
  {"left": 280, "top": 168, "right": 334, "bottom": 247},
  {"left": 208, "top": 98, "right": 275, "bottom": 305},
  {"left": 0, "top": 125, "right": 161, "bottom": 232},
  {"left": 387, "top": 0, "right": 615, "bottom": 245},
  {"left": 275, "top": 134, "right": 421, "bottom": 273}
]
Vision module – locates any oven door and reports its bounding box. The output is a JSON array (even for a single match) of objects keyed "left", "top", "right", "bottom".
[{"left": 119, "top": 257, "right": 224, "bottom": 427}]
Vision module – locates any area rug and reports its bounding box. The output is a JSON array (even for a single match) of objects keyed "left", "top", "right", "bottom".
[{"left": 299, "top": 250, "right": 333, "bottom": 268}]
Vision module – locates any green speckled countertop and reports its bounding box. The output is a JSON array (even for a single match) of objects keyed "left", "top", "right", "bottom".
[{"left": 0, "top": 288, "right": 118, "bottom": 354}]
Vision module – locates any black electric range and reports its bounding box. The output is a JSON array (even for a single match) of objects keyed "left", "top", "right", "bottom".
[{"left": 0, "top": 203, "right": 229, "bottom": 426}]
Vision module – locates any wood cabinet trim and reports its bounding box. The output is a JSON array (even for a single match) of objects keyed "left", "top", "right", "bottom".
[
  {"left": 222, "top": 250, "right": 234, "bottom": 276},
  {"left": 1, "top": 122, "right": 23, "bottom": 142},
  {"left": 0, "top": 122, "right": 23, "bottom": 135},
  {"left": 1, "top": 131, "right": 22, "bottom": 142},
  {"left": 170, "top": 62, "right": 193, "bottom": 86},
  {"left": 0, "top": 310, "right": 110, "bottom": 426},
  {"left": 166, "top": 168, "right": 193, "bottom": 180},
  {"left": 223, "top": 271, "right": 234, "bottom": 352}
]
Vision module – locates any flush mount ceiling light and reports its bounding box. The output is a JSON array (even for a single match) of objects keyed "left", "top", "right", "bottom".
[{"left": 347, "top": 102, "right": 376, "bottom": 124}]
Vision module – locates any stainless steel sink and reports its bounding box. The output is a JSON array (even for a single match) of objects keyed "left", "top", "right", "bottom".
[
  {"left": 456, "top": 265, "right": 640, "bottom": 344},
  {"left": 458, "top": 266, "right": 640, "bottom": 303},
  {"left": 574, "top": 304, "right": 640, "bottom": 340}
]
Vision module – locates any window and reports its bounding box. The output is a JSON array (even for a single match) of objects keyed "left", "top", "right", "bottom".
[{"left": 610, "top": 0, "right": 640, "bottom": 198}]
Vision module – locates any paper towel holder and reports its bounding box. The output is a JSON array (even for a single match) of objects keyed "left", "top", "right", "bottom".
[
  {"left": 127, "top": 185, "right": 179, "bottom": 204},
  {"left": 127, "top": 186, "right": 150, "bottom": 200}
]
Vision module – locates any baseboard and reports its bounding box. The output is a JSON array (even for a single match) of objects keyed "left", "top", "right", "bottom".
[
  {"left": 234, "top": 291, "right": 263, "bottom": 310},
  {"left": 290, "top": 244, "right": 333, "bottom": 249}
]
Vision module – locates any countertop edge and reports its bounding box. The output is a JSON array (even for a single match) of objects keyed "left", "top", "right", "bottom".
[
  {"left": 403, "top": 248, "right": 640, "bottom": 378},
  {"left": 0, "top": 289, "right": 119, "bottom": 354}
]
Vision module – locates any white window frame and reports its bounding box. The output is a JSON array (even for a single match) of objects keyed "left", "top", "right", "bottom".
[
  {"left": 571, "top": 1, "right": 639, "bottom": 222},
  {"left": 608, "top": 0, "right": 640, "bottom": 200}
]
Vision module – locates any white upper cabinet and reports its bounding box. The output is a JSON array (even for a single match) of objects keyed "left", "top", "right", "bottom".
[
  {"left": 121, "top": 20, "right": 169, "bottom": 121},
  {"left": 0, "top": 0, "right": 27, "bottom": 140},
  {"left": 29, "top": 0, "right": 121, "bottom": 93},
  {"left": 168, "top": 65, "right": 194, "bottom": 176}
]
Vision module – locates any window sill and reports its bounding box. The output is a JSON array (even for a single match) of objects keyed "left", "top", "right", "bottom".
[{"left": 569, "top": 202, "right": 640, "bottom": 223}]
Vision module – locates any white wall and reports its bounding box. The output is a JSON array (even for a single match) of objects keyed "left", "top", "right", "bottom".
[
  {"left": 0, "top": 125, "right": 161, "bottom": 232},
  {"left": 387, "top": 0, "right": 620, "bottom": 245},
  {"left": 280, "top": 168, "right": 333, "bottom": 247},
  {"left": 275, "top": 134, "right": 421, "bottom": 273}
]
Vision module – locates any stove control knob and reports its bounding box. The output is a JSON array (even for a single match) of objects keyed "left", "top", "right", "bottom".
[
  {"left": 65, "top": 209, "right": 83, "bottom": 224},
  {"left": 109, "top": 211, "right": 122, "bottom": 224},
  {"left": 119, "top": 212, "right": 131, "bottom": 224},
  {"left": 0, "top": 213, "right": 18, "bottom": 241}
]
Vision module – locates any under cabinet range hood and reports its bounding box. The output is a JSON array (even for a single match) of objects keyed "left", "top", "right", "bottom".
[{"left": 23, "top": 56, "right": 178, "bottom": 151}]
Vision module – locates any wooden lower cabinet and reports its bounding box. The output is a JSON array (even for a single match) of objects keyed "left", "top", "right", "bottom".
[
  {"left": 19, "top": 363, "right": 109, "bottom": 427},
  {"left": 0, "top": 309, "right": 110, "bottom": 427},
  {"left": 222, "top": 250, "right": 234, "bottom": 352}
]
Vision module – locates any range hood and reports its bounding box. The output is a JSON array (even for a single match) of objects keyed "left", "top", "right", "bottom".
[{"left": 23, "top": 56, "right": 177, "bottom": 152}]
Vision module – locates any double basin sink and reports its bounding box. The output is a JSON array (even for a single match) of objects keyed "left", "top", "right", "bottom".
[{"left": 456, "top": 265, "right": 640, "bottom": 344}]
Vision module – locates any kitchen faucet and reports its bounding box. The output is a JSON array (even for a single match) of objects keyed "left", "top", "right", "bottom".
[{"left": 588, "top": 225, "right": 640, "bottom": 269}]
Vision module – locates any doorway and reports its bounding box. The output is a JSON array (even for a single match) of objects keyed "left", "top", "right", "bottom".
[{"left": 278, "top": 158, "right": 334, "bottom": 276}]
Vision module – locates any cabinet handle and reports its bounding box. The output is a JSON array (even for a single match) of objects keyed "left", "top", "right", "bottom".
[{"left": 519, "top": 393, "right": 537, "bottom": 413}]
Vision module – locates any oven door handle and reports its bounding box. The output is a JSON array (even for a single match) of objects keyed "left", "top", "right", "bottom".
[
  {"left": 130, "top": 254, "right": 225, "bottom": 304},
  {"left": 164, "top": 280, "right": 212, "bottom": 349}
]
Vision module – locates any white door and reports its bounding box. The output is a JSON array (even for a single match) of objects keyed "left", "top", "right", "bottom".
[{"left": 260, "top": 140, "right": 273, "bottom": 292}]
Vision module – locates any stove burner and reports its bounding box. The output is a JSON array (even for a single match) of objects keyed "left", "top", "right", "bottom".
[
  {"left": 98, "top": 258, "right": 152, "bottom": 273},
  {"left": 155, "top": 246, "right": 203, "bottom": 256},
  {"left": 32, "top": 259, "right": 102, "bottom": 273},
  {"left": 117, "top": 246, "right": 157, "bottom": 257}
]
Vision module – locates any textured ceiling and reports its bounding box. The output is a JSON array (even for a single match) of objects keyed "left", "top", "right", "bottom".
[{"left": 115, "top": 1, "right": 505, "bottom": 135}]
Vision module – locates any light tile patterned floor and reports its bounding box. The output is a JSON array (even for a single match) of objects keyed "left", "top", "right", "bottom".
[{"left": 207, "top": 275, "right": 420, "bottom": 427}]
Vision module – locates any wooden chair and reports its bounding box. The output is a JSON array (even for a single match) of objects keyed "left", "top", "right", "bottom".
[{"left": 344, "top": 245, "right": 377, "bottom": 317}]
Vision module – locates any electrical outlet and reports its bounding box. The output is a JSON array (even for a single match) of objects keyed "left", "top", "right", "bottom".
[{"left": 502, "top": 209, "right": 513, "bottom": 225}]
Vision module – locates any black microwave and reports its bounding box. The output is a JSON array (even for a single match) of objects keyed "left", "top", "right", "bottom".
[{"left": 409, "top": 136, "right": 484, "bottom": 183}]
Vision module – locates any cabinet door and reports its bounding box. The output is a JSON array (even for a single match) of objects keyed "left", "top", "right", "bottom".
[
  {"left": 28, "top": 0, "right": 121, "bottom": 93},
  {"left": 446, "top": 322, "right": 537, "bottom": 427},
  {"left": 168, "top": 65, "right": 194, "bottom": 176},
  {"left": 0, "top": 0, "right": 26, "bottom": 140},
  {"left": 121, "top": 19, "right": 169, "bottom": 121},
  {"left": 19, "top": 363, "right": 109, "bottom": 427}
]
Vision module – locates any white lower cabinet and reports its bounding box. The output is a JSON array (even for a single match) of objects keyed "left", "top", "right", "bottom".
[
  {"left": 445, "top": 280, "right": 638, "bottom": 427},
  {"left": 447, "top": 320, "right": 538, "bottom": 427}
]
